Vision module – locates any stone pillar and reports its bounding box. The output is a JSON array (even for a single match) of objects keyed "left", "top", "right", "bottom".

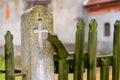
[{"left": 21, "top": 5, "right": 54, "bottom": 80}]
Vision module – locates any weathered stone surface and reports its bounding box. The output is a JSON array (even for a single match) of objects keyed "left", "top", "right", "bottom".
[{"left": 21, "top": 5, "right": 54, "bottom": 80}]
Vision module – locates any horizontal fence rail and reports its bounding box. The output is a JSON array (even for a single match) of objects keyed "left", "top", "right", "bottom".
[
  {"left": 0, "top": 53, "right": 112, "bottom": 74},
  {"left": 54, "top": 53, "right": 112, "bottom": 73},
  {"left": 0, "top": 68, "right": 21, "bottom": 73}
]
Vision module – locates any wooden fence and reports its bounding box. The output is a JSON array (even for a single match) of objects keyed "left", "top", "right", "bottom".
[
  {"left": 49, "top": 19, "right": 120, "bottom": 80},
  {"left": 0, "top": 19, "right": 120, "bottom": 80},
  {"left": 0, "top": 31, "right": 24, "bottom": 80}
]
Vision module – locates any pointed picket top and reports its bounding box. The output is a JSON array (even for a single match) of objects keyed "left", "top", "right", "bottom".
[
  {"left": 77, "top": 19, "right": 85, "bottom": 30},
  {"left": 4, "top": 31, "right": 15, "bottom": 80},
  {"left": 4, "top": 31, "right": 13, "bottom": 43},
  {"left": 48, "top": 33, "right": 68, "bottom": 59},
  {"left": 89, "top": 19, "right": 98, "bottom": 31},
  {"left": 113, "top": 20, "right": 120, "bottom": 80},
  {"left": 114, "top": 20, "right": 120, "bottom": 30},
  {"left": 100, "top": 58, "right": 109, "bottom": 80},
  {"left": 101, "top": 58, "right": 110, "bottom": 65},
  {"left": 74, "top": 19, "right": 85, "bottom": 80},
  {"left": 48, "top": 33, "right": 58, "bottom": 42}
]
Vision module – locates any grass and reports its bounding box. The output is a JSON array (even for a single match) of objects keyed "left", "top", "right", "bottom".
[
  {"left": 0, "top": 55, "right": 22, "bottom": 80},
  {"left": 0, "top": 56, "right": 5, "bottom": 80}
]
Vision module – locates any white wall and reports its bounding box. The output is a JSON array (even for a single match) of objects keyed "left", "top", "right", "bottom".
[
  {"left": 0, "top": 0, "right": 85, "bottom": 46},
  {"left": 0, "top": 0, "right": 85, "bottom": 53},
  {"left": 89, "top": 11, "right": 120, "bottom": 42},
  {"left": 53, "top": 0, "right": 84, "bottom": 44},
  {"left": 88, "top": 11, "right": 120, "bottom": 53},
  {"left": 0, "top": 0, "right": 23, "bottom": 46}
]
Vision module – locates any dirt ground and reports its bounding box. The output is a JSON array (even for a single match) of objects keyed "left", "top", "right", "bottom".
[{"left": 54, "top": 67, "right": 112, "bottom": 80}]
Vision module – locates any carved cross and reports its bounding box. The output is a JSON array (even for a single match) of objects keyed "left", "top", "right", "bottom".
[{"left": 34, "top": 20, "right": 48, "bottom": 49}]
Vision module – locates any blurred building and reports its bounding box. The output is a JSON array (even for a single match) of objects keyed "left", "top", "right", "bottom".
[
  {"left": 0, "top": 0, "right": 52, "bottom": 55},
  {"left": 0, "top": 0, "right": 85, "bottom": 53},
  {"left": 0, "top": 0, "right": 119, "bottom": 55},
  {"left": 0, "top": 0, "right": 23, "bottom": 46},
  {"left": 0, "top": 0, "right": 24, "bottom": 55},
  {"left": 53, "top": 0, "right": 85, "bottom": 52},
  {"left": 84, "top": 0, "right": 120, "bottom": 54}
]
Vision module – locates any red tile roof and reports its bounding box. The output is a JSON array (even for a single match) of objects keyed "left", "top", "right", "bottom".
[
  {"left": 84, "top": 0, "right": 120, "bottom": 15},
  {"left": 84, "top": 0, "right": 115, "bottom": 6}
]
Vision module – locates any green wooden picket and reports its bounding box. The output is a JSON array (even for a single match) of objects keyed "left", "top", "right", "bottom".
[
  {"left": 113, "top": 20, "right": 120, "bottom": 80},
  {"left": 58, "top": 60, "right": 68, "bottom": 80},
  {"left": 87, "top": 19, "right": 97, "bottom": 80},
  {"left": 48, "top": 33, "right": 68, "bottom": 59},
  {"left": 4, "top": 31, "right": 15, "bottom": 80},
  {"left": 48, "top": 33, "right": 68, "bottom": 80},
  {"left": 74, "top": 19, "right": 85, "bottom": 80},
  {"left": 100, "top": 58, "right": 109, "bottom": 80}
]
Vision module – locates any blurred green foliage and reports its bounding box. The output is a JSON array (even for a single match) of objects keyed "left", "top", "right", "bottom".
[{"left": 0, "top": 56, "right": 5, "bottom": 80}]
